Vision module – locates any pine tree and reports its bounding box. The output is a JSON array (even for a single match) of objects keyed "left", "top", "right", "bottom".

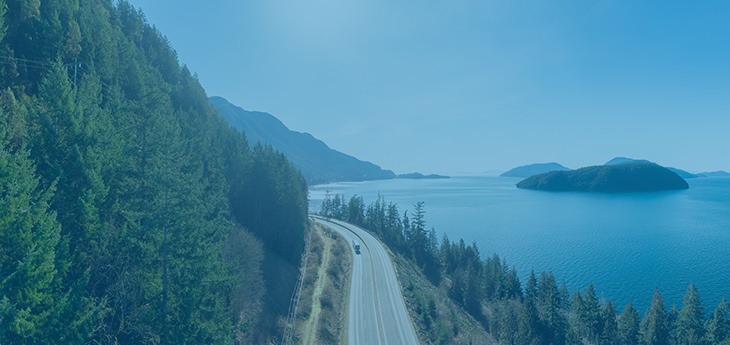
[
  {"left": 668, "top": 305, "right": 680, "bottom": 345},
  {"left": 618, "top": 302, "right": 640, "bottom": 345},
  {"left": 705, "top": 298, "right": 728, "bottom": 344},
  {"left": 583, "top": 283, "right": 603, "bottom": 341},
  {"left": 0, "top": 0, "right": 6, "bottom": 42},
  {"left": 0, "top": 118, "right": 63, "bottom": 343},
  {"left": 642, "top": 289, "right": 670, "bottom": 345},
  {"left": 601, "top": 301, "right": 620, "bottom": 345},
  {"left": 677, "top": 283, "right": 706, "bottom": 345},
  {"left": 536, "top": 272, "right": 567, "bottom": 344}
]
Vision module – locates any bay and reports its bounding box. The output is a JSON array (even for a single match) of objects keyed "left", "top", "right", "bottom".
[{"left": 309, "top": 176, "right": 730, "bottom": 313}]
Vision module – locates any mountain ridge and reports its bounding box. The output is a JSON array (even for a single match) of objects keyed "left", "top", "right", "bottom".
[
  {"left": 210, "top": 96, "right": 396, "bottom": 185},
  {"left": 605, "top": 156, "right": 701, "bottom": 179},
  {"left": 500, "top": 162, "right": 571, "bottom": 178}
]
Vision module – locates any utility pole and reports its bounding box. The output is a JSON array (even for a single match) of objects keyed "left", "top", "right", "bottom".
[{"left": 73, "top": 58, "right": 78, "bottom": 89}]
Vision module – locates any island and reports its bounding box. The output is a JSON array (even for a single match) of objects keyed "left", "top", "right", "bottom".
[
  {"left": 500, "top": 162, "right": 570, "bottom": 178},
  {"left": 605, "top": 157, "right": 701, "bottom": 179},
  {"left": 516, "top": 162, "right": 689, "bottom": 192},
  {"left": 397, "top": 172, "right": 451, "bottom": 179}
]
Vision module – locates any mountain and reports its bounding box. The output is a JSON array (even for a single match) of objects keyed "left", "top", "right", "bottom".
[
  {"left": 605, "top": 157, "right": 701, "bottom": 178},
  {"left": 500, "top": 162, "right": 571, "bottom": 178},
  {"left": 210, "top": 96, "right": 395, "bottom": 185},
  {"left": 516, "top": 163, "right": 689, "bottom": 192},
  {"left": 397, "top": 172, "right": 450, "bottom": 179},
  {"left": 701, "top": 171, "right": 730, "bottom": 177}
]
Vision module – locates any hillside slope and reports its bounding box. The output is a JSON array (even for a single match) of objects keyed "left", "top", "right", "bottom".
[
  {"left": 0, "top": 1, "right": 307, "bottom": 343},
  {"left": 211, "top": 96, "right": 395, "bottom": 185}
]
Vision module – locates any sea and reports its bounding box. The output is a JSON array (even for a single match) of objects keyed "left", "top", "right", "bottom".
[{"left": 309, "top": 176, "right": 730, "bottom": 314}]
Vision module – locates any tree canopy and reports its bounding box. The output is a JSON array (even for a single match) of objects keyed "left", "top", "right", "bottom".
[{"left": 0, "top": 0, "right": 308, "bottom": 343}]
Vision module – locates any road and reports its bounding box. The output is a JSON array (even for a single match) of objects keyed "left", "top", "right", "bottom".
[{"left": 311, "top": 216, "right": 420, "bottom": 345}]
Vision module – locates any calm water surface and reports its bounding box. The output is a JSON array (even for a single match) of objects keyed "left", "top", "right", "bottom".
[{"left": 309, "top": 176, "right": 730, "bottom": 313}]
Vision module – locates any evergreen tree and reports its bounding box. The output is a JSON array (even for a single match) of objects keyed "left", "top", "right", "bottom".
[
  {"left": 705, "top": 298, "right": 728, "bottom": 344},
  {"left": 0, "top": 1, "right": 309, "bottom": 342},
  {"left": 347, "top": 194, "right": 365, "bottom": 225},
  {"left": 668, "top": 306, "right": 680, "bottom": 345},
  {"left": 0, "top": 0, "right": 6, "bottom": 43},
  {"left": 642, "top": 289, "right": 670, "bottom": 345},
  {"left": 601, "top": 301, "right": 620, "bottom": 345},
  {"left": 677, "top": 283, "right": 706, "bottom": 345},
  {"left": 0, "top": 120, "right": 64, "bottom": 343},
  {"left": 581, "top": 283, "right": 603, "bottom": 342},
  {"left": 618, "top": 302, "right": 640, "bottom": 345},
  {"left": 536, "top": 272, "right": 567, "bottom": 344}
]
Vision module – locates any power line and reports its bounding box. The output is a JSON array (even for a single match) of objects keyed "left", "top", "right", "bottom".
[
  {"left": 0, "top": 55, "right": 55, "bottom": 68},
  {"left": 0, "top": 54, "right": 117, "bottom": 92}
]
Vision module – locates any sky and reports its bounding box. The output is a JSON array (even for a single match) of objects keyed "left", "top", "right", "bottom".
[{"left": 128, "top": 0, "right": 729, "bottom": 174}]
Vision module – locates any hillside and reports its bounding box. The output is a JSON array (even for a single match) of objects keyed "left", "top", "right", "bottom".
[
  {"left": 517, "top": 163, "right": 689, "bottom": 192},
  {"left": 0, "top": 1, "right": 307, "bottom": 343},
  {"left": 210, "top": 96, "right": 395, "bottom": 185},
  {"left": 605, "top": 157, "right": 701, "bottom": 178},
  {"left": 500, "top": 162, "right": 570, "bottom": 178}
]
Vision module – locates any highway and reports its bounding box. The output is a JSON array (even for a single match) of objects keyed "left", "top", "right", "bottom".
[{"left": 311, "top": 216, "right": 420, "bottom": 345}]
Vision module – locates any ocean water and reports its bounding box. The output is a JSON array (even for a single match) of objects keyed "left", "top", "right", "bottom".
[{"left": 309, "top": 176, "right": 730, "bottom": 314}]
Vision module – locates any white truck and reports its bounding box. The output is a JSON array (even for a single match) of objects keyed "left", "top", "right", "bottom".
[{"left": 352, "top": 240, "right": 361, "bottom": 254}]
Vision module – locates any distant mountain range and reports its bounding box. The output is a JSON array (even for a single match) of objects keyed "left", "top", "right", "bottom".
[
  {"left": 517, "top": 163, "right": 689, "bottom": 192},
  {"left": 700, "top": 171, "right": 730, "bottom": 177},
  {"left": 210, "top": 96, "right": 396, "bottom": 185},
  {"left": 500, "top": 163, "right": 571, "bottom": 178}
]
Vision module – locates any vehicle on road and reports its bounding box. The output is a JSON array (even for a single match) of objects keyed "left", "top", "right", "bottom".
[{"left": 352, "top": 240, "right": 361, "bottom": 254}]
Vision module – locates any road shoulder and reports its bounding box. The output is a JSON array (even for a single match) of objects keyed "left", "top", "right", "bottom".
[{"left": 294, "top": 222, "right": 352, "bottom": 344}]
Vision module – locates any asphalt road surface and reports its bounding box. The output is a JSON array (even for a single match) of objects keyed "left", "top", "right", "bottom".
[{"left": 311, "top": 216, "right": 420, "bottom": 345}]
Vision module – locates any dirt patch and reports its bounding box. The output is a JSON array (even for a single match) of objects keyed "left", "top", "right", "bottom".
[{"left": 294, "top": 223, "right": 352, "bottom": 344}]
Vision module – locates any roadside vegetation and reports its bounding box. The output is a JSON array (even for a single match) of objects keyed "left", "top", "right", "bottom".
[
  {"left": 293, "top": 223, "right": 352, "bottom": 345},
  {"left": 393, "top": 252, "right": 496, "bottom": 344},
  {"left": 320, "top": 194, "right": 730, "bottom": 345}
]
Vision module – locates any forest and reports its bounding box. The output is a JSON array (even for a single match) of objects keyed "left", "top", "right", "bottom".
[
  {"left": 0, "top": 0, "right": 308, "bottom": 343},
  {"left": 320, "top": 194, "right": 730, "bottom": 345}
]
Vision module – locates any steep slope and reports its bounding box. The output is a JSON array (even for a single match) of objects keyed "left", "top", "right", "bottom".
[
  {"left": 211, "top": 96, "right": 395, "bottom": 185},
  {"left": 0, "top": 1, "right": 307, "bottom": 343},
  {"left": 517, "top": 163, "right": 689, "bottom": 192},
  {"left": 500, "top": 162, "right": 571, "bottom": 178}
]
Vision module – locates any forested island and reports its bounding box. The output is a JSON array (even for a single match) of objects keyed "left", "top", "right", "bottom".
[
  {"left": 500, "top": 162, "right": 571, "bottom": 178},
  {"left": 517, "top": 163, "right": 689, "bottom": 192},
  {"left": 397, "top": 172, "right": 451, "bottom": 179}
]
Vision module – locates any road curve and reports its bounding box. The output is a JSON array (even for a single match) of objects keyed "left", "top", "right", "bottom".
[{"left": 311, "top": 216, "right": 420, "bottom": 345}]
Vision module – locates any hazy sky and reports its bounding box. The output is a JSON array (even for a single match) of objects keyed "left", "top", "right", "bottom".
[{"left": 128, "top": 1, "right": 729, "bottom": 174}]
